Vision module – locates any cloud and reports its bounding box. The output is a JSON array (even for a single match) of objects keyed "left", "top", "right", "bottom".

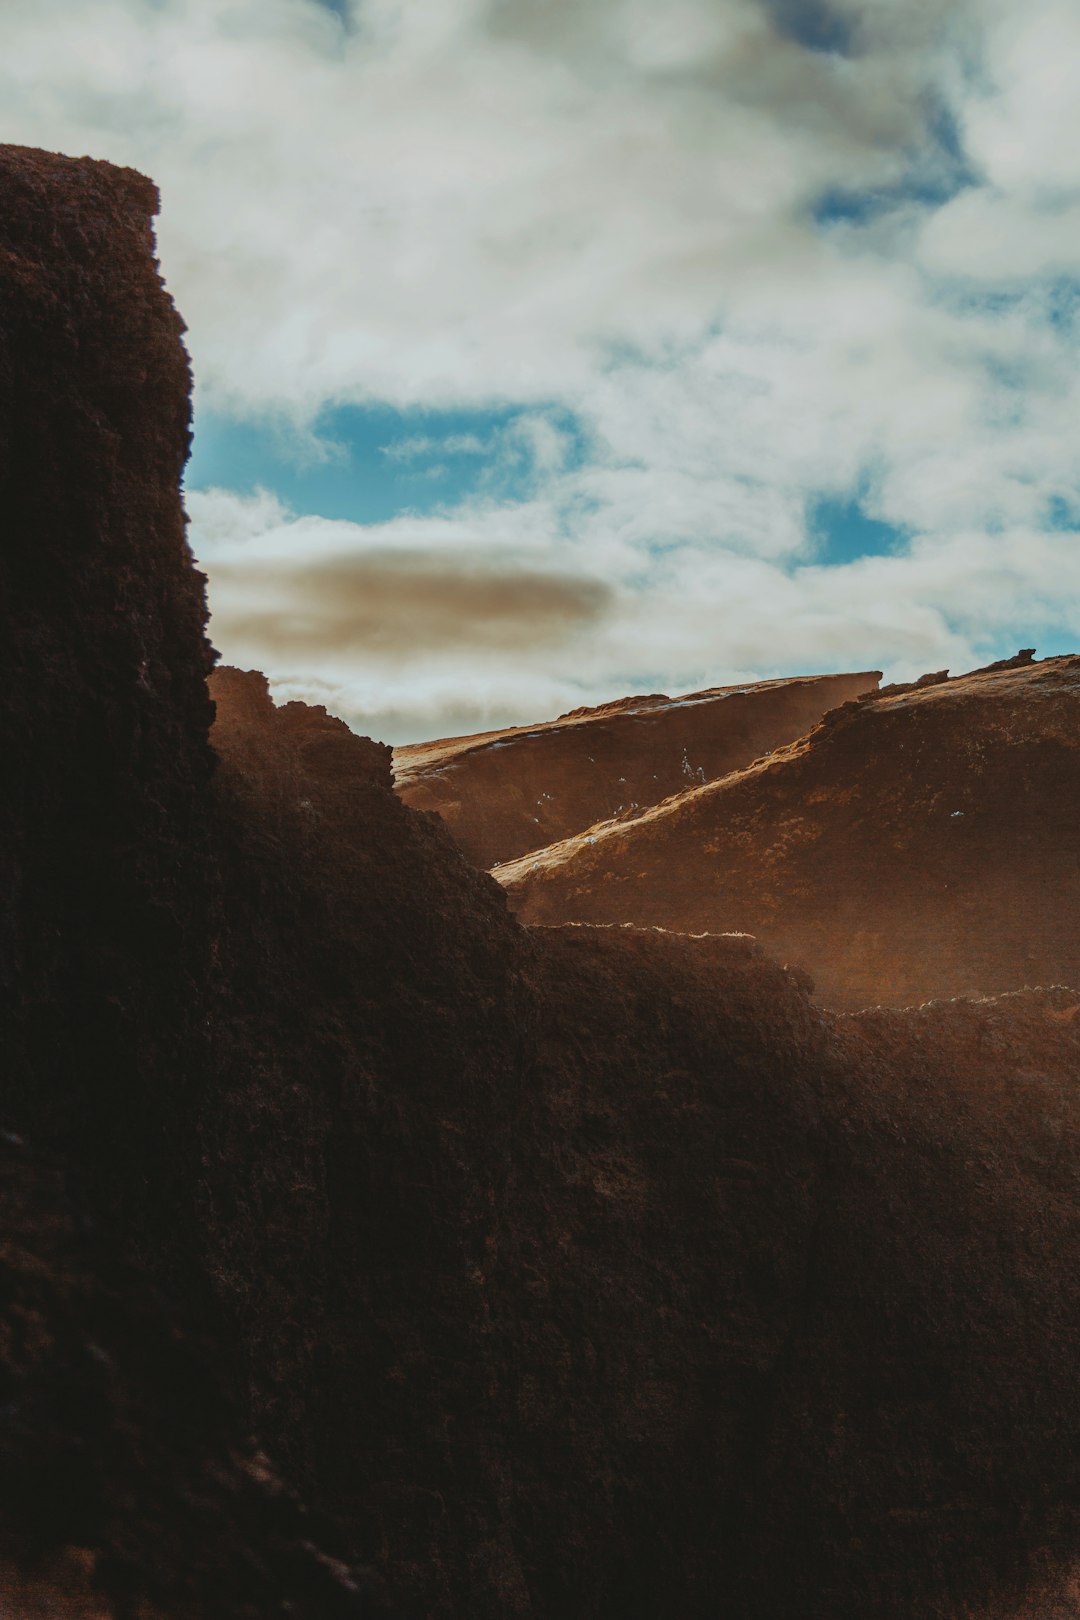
[
  {"left": 5, "top": 0, "right": 1080, "bottom": 738},
  {"left": 188, "top": 487, "right": 1080, "bottom": 743},
  {"left": 189, "top": 487, "right": 618, "bottom": 736},
  {"left": 380, "top": 432, "right": 488, "bottom": 462},
  {"left": 184, "top": 485, "right": 289, "bottom": 546},
  {"left": 211, "top": 548, "right": 613, "bottom": 660},
  {"left": 0, "top": 0, "right": 976, "bottom": 417}
]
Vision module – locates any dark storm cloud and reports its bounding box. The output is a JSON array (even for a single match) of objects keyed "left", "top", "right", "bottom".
[{"left": 212, "top": 549, "right": 614, "bottom": 660}]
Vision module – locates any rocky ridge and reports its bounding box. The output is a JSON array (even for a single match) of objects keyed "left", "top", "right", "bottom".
[
  {"left": 498, "top": 653, "right": 1080, "bottom": 1010},
  {"left": 4, "top": 143, "right": 1080, "bottom": 1620},
  {"left": 393, "top": 670, "right": 880, "bottom": 869}
]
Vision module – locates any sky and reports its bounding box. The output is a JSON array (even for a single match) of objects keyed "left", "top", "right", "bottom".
[{"left": 3, "top": 0, "right": 1080, "bottom": 741}]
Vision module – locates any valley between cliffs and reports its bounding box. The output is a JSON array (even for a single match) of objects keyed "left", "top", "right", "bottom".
[{"left": 3, "top": 144, "right": 1080, "bottom": 1620}]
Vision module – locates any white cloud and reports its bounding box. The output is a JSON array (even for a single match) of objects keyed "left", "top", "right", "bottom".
[
  {"left": 380, "top": 432, "right": 487, "bottom": 461},
  {"left": 188, "top": 486, "right": 1080, "bottom": 742},
  {"left": 185, "top": 484, "right": 290, "bottom": 546},
  {"left": 0, "top": 0, "right": 978, "bottom": 413},
  {"left": 4, "top": 0, "right": 1080, "bottom": 737}
]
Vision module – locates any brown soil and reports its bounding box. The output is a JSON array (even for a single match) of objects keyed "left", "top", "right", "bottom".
[
  {"left": 499, "top": 655, "right": 1080, "bottom": 1009},
  {"left": 5, "top": 143, "right": 1080, "bottom": 1620},
  {"left": 394, "top": 670, "right": 880, "bottom": 868}
]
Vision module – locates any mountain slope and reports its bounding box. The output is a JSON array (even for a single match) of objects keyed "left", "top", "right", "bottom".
[
  {"left": 394, "top": 670, "right": 879, "bottom": 868},
  {"left": 207, "top": 669, "right": 1080, "bottom": 1618},
  {"left": 5, "top": 142, "right": 1080, "bottom": 1620},
  {"left": 499, "top": 655, "right": 1080, "bottom": 1009}
]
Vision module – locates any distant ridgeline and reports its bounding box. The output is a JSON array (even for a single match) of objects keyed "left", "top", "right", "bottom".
[
  {"left": 493, "top": 648, "right": 1080, "bottom": 1010},
  {"left": 393, "top": 669, "right": 881, "bottom": 868},
  {"left": 4, "top": 143, "right": 1080, "bottom": 1620}
]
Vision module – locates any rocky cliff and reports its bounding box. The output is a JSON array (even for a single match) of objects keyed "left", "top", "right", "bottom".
[
  {"left": 393, "top": 670, "right": 880, "bottom": 869},
  {"left": 499, "top": 654, "right": 1080, "bottom": 1010},
  {"left": 205, "top": 662, "right": 1080, "bottom": 1620},
  {"left": 0, "top": 146, "right": 216, "bottom": 1238},
  {"left": 0, "top": 144, "right": 371, "bottom": 1619},
  {"left": 5, "top": 144, "right": 1080, "bottom": 1620}
]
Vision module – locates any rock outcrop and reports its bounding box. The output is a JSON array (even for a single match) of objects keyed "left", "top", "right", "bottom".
[
  {"left": 0, "top": 144, "right": 217, "bottom": 1253},
  {"left": 6, "top": 143, "right": 1080, "bottom": 1620},
  {"left": 499, "top": 656, "right": 1080, "bottom": 1010},
  {"left": 0, "top": 1129, "right": 377, "bottom": 1619},
  {"left": 393, "top": 671, "right": 880, "bottom": 869},
  {"left": 207, "top": 669, "right": 1080, "bottom": 1619},
  {"left": 0, "top": 145, "right": 371, "bottom": 1618}
]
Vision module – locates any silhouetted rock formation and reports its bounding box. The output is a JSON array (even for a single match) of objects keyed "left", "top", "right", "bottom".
[
  {"left": 393, "top": 671, "right": 880, "bottom": 868},
  {"left": 0, "top": 146, "right": 371, "bottom": 1618},
  {"left": 0, "top": 1129, "right": 376, "bottom": 1619},
  {"left": 6, "top": 143, "right": 1080, "bottom": 1620},
  {"left": 499, "top": 655, "right": 1080, "bottom": 1009},
  {"left": 205, "top": 673, "right": 1080, "bottom": 1619},
  {"left": 0, "top": 144, "right": 216, "bottom": 1248}
]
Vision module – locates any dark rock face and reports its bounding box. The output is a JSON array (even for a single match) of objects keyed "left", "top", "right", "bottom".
[
  {"left": 201, "top": 682, "right": 1080, "bottom": 1619},
  {"left": 198, "top": 690, "right": 1080, "bottom": 1619},
  {"left": 202, "top": 700, "right": 825, "bottom": 1614},
  {"left": 393, "top": 671, "right": 880, "bottom": 869},
  {"left": 6, "top": 142, "right": 1080, "bottom": 1620},
  {"left": 0, "top": 146, "right": 216, "bottom": 1253},
  {"left": 499, "top": 657, "right": 1080, "bottom": 1010},
  {"left": 0, "top": 147, "right": 368, "bottom": 1618},
  {"left": 0, "top": 1130, "right": 377, "bottom": 1619},
  {"left": 204, "top": 665, "right": 537, "bottom": 1606}
]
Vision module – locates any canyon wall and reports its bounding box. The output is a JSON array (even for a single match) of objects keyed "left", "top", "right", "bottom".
[
  {"left": 0, "top": 145, "right": 370, "bottom": 1619},
  {"left": 4, "top": 144, "right": 1080, "bottom": 1620},
  {"left": 0, "top": 145, "right": 217, "bottom": 1261}
]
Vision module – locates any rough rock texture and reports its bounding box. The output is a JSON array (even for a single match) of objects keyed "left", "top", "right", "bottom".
[
  {"left": 499, "top": 656, "right": 1080, "bottom": 1010},
  {"left": 204, "top": 678, "right": 1080, "bottom": 1620},
  {"left": 0, "top": 144, "right": 216, "bottom": 1257},
  {"left": 0, "top": 1130, "right": 376, "bottom": 1619},
  {"left": 393, "top": 671, "right": 880, "bottom": 869},
  {"left": 7, "top": 143, "right": 1080, "bottom": 1620},
  {"left": 204, "top": 666, "right": 536, "bottom": 1613},
  {"left": 0, "top": 146, "right": 371, "bottom": 1618}
]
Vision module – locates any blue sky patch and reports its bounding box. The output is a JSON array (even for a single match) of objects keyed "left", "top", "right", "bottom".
[
  {"left": 1044, "top": 276, "right": 1080, "bottom": 331},
  {"left": 1047, "top": 495, "right": 1080, "bottom": 531},
  {"left": 808, "top": 494, "right": 909, "bottom": 564},
  {"left": 763, "top": 0, "right": 853, "bottom": 55},
  {"left": 813, "top": 170, "right": 964, "bottom": 228},
  {"left": 1036, "top": 631, "right": 1080, "bottom": 658},
  {"left": 813, "top": 105, "right": 974, "bottom": 229},
  {"left": 934, "top": 276, "right": 1080, "bottom": 334},
  {"left": 185, "top": 401, "right": 589, "bottom": 523}
]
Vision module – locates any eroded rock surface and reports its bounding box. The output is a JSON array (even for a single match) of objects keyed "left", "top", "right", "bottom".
[
  {"left": 393, "top": 671, "right": 880, "bottom": 868},
  {"left": 0, "top": 145, "right": 371, "bottom": 1619},
  {"left": 499, "top": 656, "right": 1080, "bottom": 1009},
  {"left": 203, "top": 675, "right": 1080, "bottom": 1619},
  {"left": 6, "top": 143, "right": 1080, "bottom": 1620}
]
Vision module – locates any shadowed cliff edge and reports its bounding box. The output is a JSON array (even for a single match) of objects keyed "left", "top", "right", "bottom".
[{"left": 4, "top": 144, "right": 1080, "bottom": 1620}]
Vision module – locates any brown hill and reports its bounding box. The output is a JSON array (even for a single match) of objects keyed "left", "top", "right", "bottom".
[
  {"left": 393, "top": 670, "right": 880, "bottom": 868},
  {"left": 7, "top": 142, "right": 1080, "bottom": 1620},
  {"left": 498, "top": 654, "right": 1080, "bottom": 1010},
  {"left": 205, "top": 665, "right": 1080, "bottom": 1620}
]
